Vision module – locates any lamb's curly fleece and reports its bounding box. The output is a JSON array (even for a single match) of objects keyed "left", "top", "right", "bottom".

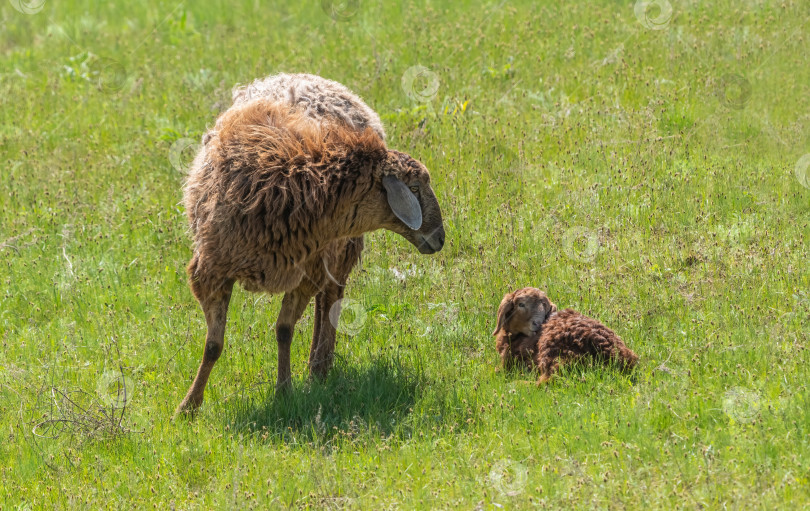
[{"left": 535, "top": 309, "right": 639, "bottom": 382}]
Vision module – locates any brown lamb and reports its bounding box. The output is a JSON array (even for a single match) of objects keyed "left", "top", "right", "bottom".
[
  {"left": 493, "top": 288, "right": 638, "bottom": 382},
  {"left": 175, "top": 76, "right": 445, "bottom": 417}
]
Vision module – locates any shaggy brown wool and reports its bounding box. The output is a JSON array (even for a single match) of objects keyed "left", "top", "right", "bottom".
[
  {"left": 535, "top": 308, "right": 639, "bottom": 383},
  {"left": 231, "top": 73, "right": 386, "bottom": 140},
  {"left": 176, "top": 91, "right": 445, "bottom": 416},
  {"left": 187, "top": 101, "right": 388, "bottom": 293}
]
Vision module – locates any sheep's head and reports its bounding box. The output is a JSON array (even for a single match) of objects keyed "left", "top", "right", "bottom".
[
  {"left": 379, "top": 150, "right": 445, "bottom": 254},
  {"left": 492, "top": 288, "right": 557, "bottom": 337}
]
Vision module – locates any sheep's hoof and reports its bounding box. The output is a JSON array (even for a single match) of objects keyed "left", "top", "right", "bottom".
[
  {"left": 173, "top": 409, "right": 196, "bottom": 422},
  {"left": 275, "top": 379, "right": 293, "bottom": 396},
  {"left": 174, "top": 398, "right": 202, "bottom": 421},
  {"left": 307, "top": 361, "right": 329, "bottom": 381},
  {"left": 308, "top": 370, "right": 328, "bottom": 382}
]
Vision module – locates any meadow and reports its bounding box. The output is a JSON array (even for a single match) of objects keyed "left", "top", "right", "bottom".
[{"left": 1, "top": 0, "right": 809, "bottom": 508}]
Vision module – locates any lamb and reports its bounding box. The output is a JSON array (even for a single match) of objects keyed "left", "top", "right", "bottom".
[
  {"left": 492, "top": 288, "right": 638, "bottom": 382},
  {"left": 175, "top": 75, "right": 445, "bottom": 416}
]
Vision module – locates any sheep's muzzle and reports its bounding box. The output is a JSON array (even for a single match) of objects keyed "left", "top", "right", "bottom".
[{"left": 415, "top": 225, "right": 445, "bottom": 254}]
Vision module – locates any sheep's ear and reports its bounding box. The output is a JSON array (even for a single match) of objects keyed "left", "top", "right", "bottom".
[
  {"left": 383, "top": 175, "right": 422, "bottom": 230},
  {"left": 547, "top": 301, "right": 558, "bottom": 320},
  {"left": 493, "top": 294, "right": 514, "bottom": 335}
]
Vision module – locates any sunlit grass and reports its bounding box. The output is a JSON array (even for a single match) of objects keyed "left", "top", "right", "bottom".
[{"left": 1, "top": 0, "right": 809, "bottom": 508}]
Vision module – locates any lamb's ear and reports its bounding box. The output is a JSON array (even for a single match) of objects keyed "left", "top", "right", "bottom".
[
  {"left": 493, "top": 294, "right": 514, "bottom": 335},
  {"left": 383, "top": 175, "right": 422, "bottom": 230}
]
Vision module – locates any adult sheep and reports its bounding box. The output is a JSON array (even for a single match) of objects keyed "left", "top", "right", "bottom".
[{"left": 176, "top": 74, "right": 445, "bottom": 416}]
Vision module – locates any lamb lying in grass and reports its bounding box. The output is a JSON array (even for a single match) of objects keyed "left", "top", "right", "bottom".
[{"left": 493, "top": 288, "right": 638, "bottom": 382}]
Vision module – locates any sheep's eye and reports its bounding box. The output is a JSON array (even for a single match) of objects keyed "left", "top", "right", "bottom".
[
  {"left": 518, "top": 303, "right": 526, "bottom": 308},
  {"left": 409, "top": 186, "right": 419, "bottom": 194}
]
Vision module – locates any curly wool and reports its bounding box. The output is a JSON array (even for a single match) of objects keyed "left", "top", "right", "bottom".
[{"left": 535, "top": 309, "right": 639, "bottom": 382}]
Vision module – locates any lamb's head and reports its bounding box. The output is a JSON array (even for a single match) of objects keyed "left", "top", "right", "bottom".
[
  {"left": 377, "top": 150, "right": 445, "bottom": 254},
  {"left": 493, "top": 287, "right": 557, "bottom": 337}
]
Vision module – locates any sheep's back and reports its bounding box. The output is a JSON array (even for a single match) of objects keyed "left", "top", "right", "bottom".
[
  {"left": 538, "top": 309, "right": 625, "bottom": 359},
  {"left": 231, "top": 73, "right": 386, "bottom": 140}
]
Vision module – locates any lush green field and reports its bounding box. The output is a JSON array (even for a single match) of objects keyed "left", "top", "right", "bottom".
[{"left": 2, "top": 0, "right": 809, "bottom": 508}]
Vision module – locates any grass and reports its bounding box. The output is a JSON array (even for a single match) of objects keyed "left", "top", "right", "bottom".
[{"left": 1, "top": 0, "right": 809, "bottom": 508}]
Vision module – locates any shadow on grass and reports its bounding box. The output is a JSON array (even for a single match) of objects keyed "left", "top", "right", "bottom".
[{"left": 226, "top": 358, "right": 429, "bottom": 444}]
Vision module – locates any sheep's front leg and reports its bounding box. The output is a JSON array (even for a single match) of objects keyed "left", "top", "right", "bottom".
[
  {"left": 309, "top": 283, "right": 342, "bottom": 380},
  {"left": 308, "top": 237, "right": 362, "bottom": 381},
  {"left": 275, "top": 288, "right": 313, "bottom": 392},
  {"left": 175, "top": 279, "right": 234, "bottom": 417}
]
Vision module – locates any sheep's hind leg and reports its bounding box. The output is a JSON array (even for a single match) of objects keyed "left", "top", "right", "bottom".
[
  {"left": 275, "top": 287, "right": 314, "bottom": 392},
  {"left": 175, "top": 278, "right": 234, "bottom": 418}
]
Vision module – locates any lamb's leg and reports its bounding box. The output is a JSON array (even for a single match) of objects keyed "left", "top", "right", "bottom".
[
  {"left": 275, "top": 288, "right": 313, "bottom": 392},
  {"left": 536, "top": 356, "right": 559, "bottom": 386},
  {"left": 175, "top": 279, "right": 234, "bottom": 417},
  {"left": 308, "top": 282, "right": 342, "bottom": 380}
]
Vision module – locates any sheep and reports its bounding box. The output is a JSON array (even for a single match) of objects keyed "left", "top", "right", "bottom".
[
  {"left": 492, "top": 288, "right": 638, "bottom": 382},
  {"left": 175, "top": 77, "right": 445, "bottom": 416}
]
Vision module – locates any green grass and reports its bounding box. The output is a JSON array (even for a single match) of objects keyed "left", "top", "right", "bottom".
[{"left": 2, "top": 0, "right": 809, "bottom": 508}]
